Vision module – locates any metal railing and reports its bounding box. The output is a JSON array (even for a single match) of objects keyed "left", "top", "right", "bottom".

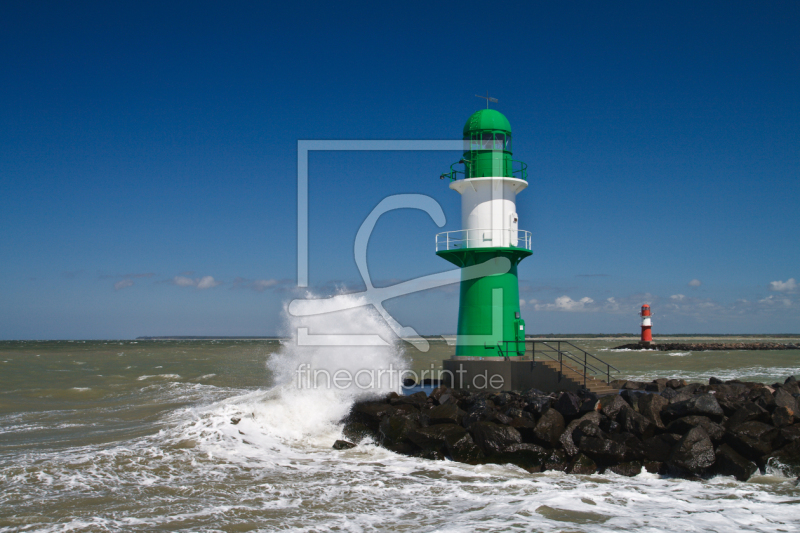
[
  {"left": 530, "top": 340, "right": 619, "bottom": 387},
  {"left": 435, "top": 229, "right": 532, "bottom": 252},
  {"left": 440, "top": 159, "right": 528, "bottom": 182}
]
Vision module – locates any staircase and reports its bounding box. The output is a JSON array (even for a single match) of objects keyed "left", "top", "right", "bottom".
[
  {"left": 527, "top": 340, "right": 620, "bottom": 396},
  {"left": 538, "top": 359, "right": 618, "bottom": 396}
]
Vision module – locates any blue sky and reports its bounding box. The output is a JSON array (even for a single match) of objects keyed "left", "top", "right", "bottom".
[{"left": 1, "top": 1, "right": 798, "bottom": 339}]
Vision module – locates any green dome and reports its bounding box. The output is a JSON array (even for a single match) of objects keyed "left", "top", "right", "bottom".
[{"left": 463, "top": 109, "right": 512, "bottom": 137}]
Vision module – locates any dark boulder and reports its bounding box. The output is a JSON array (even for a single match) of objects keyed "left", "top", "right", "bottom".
[
  {"left": 620, "top": 389, "right": 645, "bottom": 409},
  {"left": 469, "top": 421, "right": 522, "bottom": 455},
  {"left": 775, "top": 388, "right": 799, "bottom": 412},
  {"left": 379, "top": 414, "right": 420, "bottom": 446},
  {"left": 534, "top": 408, "right": 565, "bottom": 447},
  {"left": 749, "top": 387, "right": 776, "bottom": 411},
  {"left": 342, "top": 421, "right": 374, "bottom": 443},
  {"left": 510, "top": 416, "right": 537, "bottom": 442},
  {"left": 666, "top": 416, "right": 725, "bottom": 443},
  {"left": 607, "top": 461, "right": 643, "bottom": 477},
  {"left": 407, "top": 423, "right": 469, "bottom": 452},
  {"left": 541, "top": 449, "right": 569, "bottom": 472},
  {"left": 623, "top": 380, "right": 648, "bottom": 391},
  {"left": 638, "top": 393, "right": 668, "bottom": 428},
  {"left": 607, "top": 432, "right": 646, "bottom": 462},
  {"left": 352, "top": 401, "right": 396, "bottom": 428},
  {"left": 666, "top": 379, "right": 687, "bottom": 389},
  {"left": 660, "top": 388, "right": 679, "bottom": 402},
  {"left": 780, "top": 379, "right": 800, "bottom": 395},
  {"left": 772, "top": 406, "right": 795, "bottom": 428},
  {"left": 646, "top": 379, "right": 667, "bottom": 393},
  {"left": 709, "top": 377, "right": 723, "bottom": 385},
  {"left": 726, "top": 403, "right": 771, "bottom": 428},
  {"left": 599, "top": 395, "right": 630, "bottom": 419},
  {"left": 560, "top": 412, "right": 603, "bottom": 456},
  {"left": 767, "top": 440, "right": 800, "bottom": 477},
  {"left": 712, "top": 444, "right": 757, "bottom": 482},
  {"left": 333, "top": 439, "right": 357, "bottom": 450},
  {"left": 390, "top": 391, "right": 428, "bottom": 407},
  {"left": 429, "top": 385, "right": 450, "bottom": 404},
  {"left": 662, "top": 394, "right": 724, "bottom": 422},
  {"left": 554, "top": 391, "right": 582, "bottom": 418},
  {"left": 667, "top": 426, "right": 716, "bottom": 474},
  {"left": 725, "top": 421, "right": 779, "bottom": 460},
  {"left": 427, "top": 403, "right": 463, "bottom": 425},
  {"left": 523, "top": 395, "right": 551, "bottom": 417},
  {"left": 566, "top": 453, "right": 598, "bottom": 475},
  {"left": 642, "top": 434, "right": 682, "bottom": 462},
  {"left": 618, "top": 407, "right": 655, "bottom": 440},
  {"left": 578, "top": 436, "right": 628, "bottom": 464},
  {"left": 491, "top": 442, "right": 548, "bottom": 470}
]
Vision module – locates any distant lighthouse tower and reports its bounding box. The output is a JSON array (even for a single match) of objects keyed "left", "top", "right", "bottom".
[
  {"left": 640, "top": 304, "right": 653, "bottom": 346},
  {"left": 437, "top": 107, "right": 532, "bottom": 365}
]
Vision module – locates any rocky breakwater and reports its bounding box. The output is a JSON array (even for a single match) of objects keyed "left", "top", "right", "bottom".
[
  {"left": 613, "top": 342, "right": 800, "bottom": 351},
  {"left": 335, "top": 376, "right": 800, "bottom": 481}
]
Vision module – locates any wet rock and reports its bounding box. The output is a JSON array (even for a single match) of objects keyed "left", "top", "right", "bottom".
[
  {"left": 566, "top": 453, "right": 598, "bottom": 474},
  {"left": 667, "top": 426, "right": 715, "bottom": 474},
  {"left": 445, "top": 432, "right": 484, "bottom": 464},
  {"left": 578, "top": 436, "right": 628, "bottom": 464},
  {"left": 534, "top": 408, "right": 565, "bottom": 447},
  {"left": 407, "top": 423, "right": 470, "bottom": 452},
  {"left": 523, "top": 395, "right": 552, "bottom": 418},
  {"left": 726, "top": 403, "right": 771, "bottom": 428},
  {"left": 510, "top": 416, "right": 537, "bottom": 442},
  {"left": 342, "top": 421, "right": 374, "bottom": 443},
  {"left": 772, "top": 406, "right": 795, "bottom": 428},
  {"left": 638, "top": 394, "right": 668, "bottom": 428},
  {"left": 230, "top": 417, "right": 241, "bottom": 425},
  {"left": 579, "top": 397, "right": 600, "bottom": 415},
  {"left": 642, "top": 434, "right": 682, "bottom": 462},
  {"left": 660, "top": 388, "right": 679, "bottom": 402},
  {"left": 775, "top": 388, "right": 799, "bottom": 412},
  {"left": 379, "top": 415, "right": 420, "bottom": 446},
  {"left": 541, "top": 449, "right": 569, "bottom": 472},
  {"left": 492, "top": 442, "right": 548, "bottom": 470},
  {"left": 469, "top": 421, "right": 522, "bottom": 455},
  {"left": 666, "top": 416, "right": 725, "bottom": 443},
  {"left": 607, "top": 432, "right": 646, "bottom": 462},
  {"left": 713, "top": 444, "right": 757, "bottom": 481},
  {"left": 353, "top": 401, "right": 397, "bottom": 428},
  {"left": 767, "top": 440, "right": 800, "bottom": 477},
  {"left": 390, "top": 391, "right": 428, "bottom": 407},
  {"left": 429, "top": 385, "right": 450, "bottom": 405},
  {"left": 427, "top": 403, "right": 462, "bottom": 426},
  {"left": 667, "top": 379, "right": 687, "bottom": 389},
  {"left": 709, "top": 377, "right": 723, "bottom": 385},
  {"left": 599, "top": 395, "right": 630, "bottom": 419},
  {"left": 560, "top": 412, "right": 603, "bottom": 456},
  {"left": 620, "top": 389, "right": 645, "bottom": 409},
  {"left": 599, "top": 417, "right": 621, "bottom": 434},
  {"left": 333, "top": 440, "right": 357, "bottom": 450},
  {"left": 622, "top": 380, "right": 647, "bottom": 391},
  {"left": 662, "top": 394, "right": 724, "bottom": 423},
  {"left": 644, "top": 461, "right": 665, "bottom": 474},
  {"left": 618, "top": 407, "right": 655, "bottom": 440},
  {"left": 554, "top": 391, "right": 582, "bottom": 418},
  {"left": 462, "top": 399, "right": 493, "bottom": 429},
  {"left": 725, "top": 421, "right": 779, "bottom": 460},
  {"left": 647, "top": 379, "right": 668, "bottom": 393},
  {"left": 607, "top": 461, "right": 642, "bottom": 477},
  {"left": 750, "top": 388, "right": 776, "bottom": 411}
]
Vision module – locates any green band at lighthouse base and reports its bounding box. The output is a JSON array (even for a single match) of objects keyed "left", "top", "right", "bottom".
[{"left": 437, "top": 247, "right": 532, "bottom": 358}]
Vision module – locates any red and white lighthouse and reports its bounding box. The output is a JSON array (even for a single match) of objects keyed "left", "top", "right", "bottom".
[{"left": 640, "top": 304, "right": 652, "bottom": 346}]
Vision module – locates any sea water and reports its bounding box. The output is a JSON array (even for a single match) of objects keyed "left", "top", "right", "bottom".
[{"left": 1, "top": 304, "right": 799, "bottom": 531}]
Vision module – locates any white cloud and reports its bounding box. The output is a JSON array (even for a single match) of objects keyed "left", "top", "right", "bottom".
[
  {"left": 519, "top": 299, "right": 526, "bottom": 307},
  {"left": 172, "top": 275, "right": 221, "bottom": 289},
  {"left": 114, "top": 279, "right": 134, "bottom": 290},
  {"left": 173, "top": 276, "right": 196, "bottom": 287},
  {"left": 527, "top": 299, "right": 539, "bottom": 305},
  {"left": 252, "top": 279, "right": 278, "bottom": 291},
  {"left": 769, "top": 278, "right": 797, "bottom": 292},
  {"left": 196, "top": 276, "right": 221, "bottom": 290},
  {"left": 671, "top": 294, "right": 685, "bottom": 301},
  {"left": 535, "top": 295, "right": 595, "bottom": 312},
  {"left": 688, "top": 279, "right": 701, "bottom": 287}
]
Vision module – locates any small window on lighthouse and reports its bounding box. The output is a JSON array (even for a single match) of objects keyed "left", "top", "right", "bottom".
[
  {"left": 494, "top": 133, "right": 505, "bottom": 150},
  {"left": 482, "top": 133, "right": 493, "bottom": 149}
]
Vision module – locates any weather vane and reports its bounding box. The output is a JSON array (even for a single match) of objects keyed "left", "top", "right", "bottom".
[{"left": 475, "top": 91, "right": 498, "bottom": 109}]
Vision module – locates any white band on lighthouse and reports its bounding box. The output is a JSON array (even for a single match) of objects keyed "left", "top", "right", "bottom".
[{"left": 641, "top": 317, "right": 652, "bottom": 327}]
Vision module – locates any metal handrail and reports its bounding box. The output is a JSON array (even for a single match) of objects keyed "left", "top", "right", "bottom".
[
  {"left": 530, "top": 340, "right": 619, "bottom": 386},
  {"left": 435, "top": 229, "right": 532, "bottom": 252},
  {"left": 440, "top": 159, "right": 528, "bottom": 182}
]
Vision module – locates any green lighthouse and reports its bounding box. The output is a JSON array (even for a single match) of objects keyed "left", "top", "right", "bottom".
[{"left": 437, "top": 109, "right": 532, "bottom": 359}]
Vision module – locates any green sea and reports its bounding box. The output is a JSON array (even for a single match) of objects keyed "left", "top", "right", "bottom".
[{"left": 1, "top": 337, "right": 799, "bottom": 532}]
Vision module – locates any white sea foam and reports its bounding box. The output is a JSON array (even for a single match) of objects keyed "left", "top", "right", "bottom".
[
  {"left": 668, "top": 351, "right": 691, "bottom": 357},
  {"left": 137, "top": 374, "right": 182, "bottom": 381}
]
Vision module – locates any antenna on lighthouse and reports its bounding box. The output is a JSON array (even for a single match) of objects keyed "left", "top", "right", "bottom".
[{"left": 475, "top": 91, "right": 498, "bottom": 109}]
